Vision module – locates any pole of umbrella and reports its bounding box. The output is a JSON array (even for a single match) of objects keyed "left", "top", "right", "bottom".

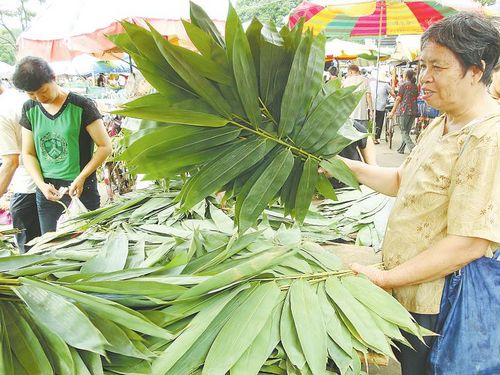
[{"left": 373, "top": 0, "right": 384, "bottom": 138}]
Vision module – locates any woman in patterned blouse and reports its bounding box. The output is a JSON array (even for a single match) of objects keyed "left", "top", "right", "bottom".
[{"left": 332, "top": 12, "right": 500, "bottom": 375}]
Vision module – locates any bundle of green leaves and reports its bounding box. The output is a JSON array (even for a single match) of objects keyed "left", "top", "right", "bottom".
[
  {"left": 111, "top": 2, "right": 367, "bottom": 233},
  {"left": 1, "top": 221, "right": 431, "bottom": 375}
]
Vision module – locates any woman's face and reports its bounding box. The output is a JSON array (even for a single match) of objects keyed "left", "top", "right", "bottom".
[{"left": 419, "top": 41, "right": 478, "bottom": 112}]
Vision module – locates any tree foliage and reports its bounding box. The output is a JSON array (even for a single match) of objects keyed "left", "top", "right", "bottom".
[
  {"left": 235, "top": 0, "right": 302, "bottom": 26},
  {"left": 0, "top": 0, "right": 44, "bottom": 64},
  {"left": 473, "top": 0, "right": 496, "bottom": 5}
]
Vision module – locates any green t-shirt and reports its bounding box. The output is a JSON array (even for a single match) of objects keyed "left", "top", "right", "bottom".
[{"left": 20, "top": 92, "right": 101, "bottom": 180}]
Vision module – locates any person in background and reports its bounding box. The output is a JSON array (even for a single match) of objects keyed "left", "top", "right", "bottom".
[
  {"left": 331, "top": 13, "right": 499, "bottom": 374},
  {"left": 389, "top": 69, "right": 418, "bottom": 154},
  {"left": 96, "top": 73, "right": 106, "bottom": 87},
  {"left": 0, "top": 82, "right": 40, "bottom": 252},
  {"left": 370, "top": 71, "right": 395, "bottom": 144},
  {"left": 327, "top": 65, "right": 339, "bottom": 80},
  {"left": 343, "top": 64, "right": 374, "bottom": 129},
  {"left": 12, "top": 56, "right": 112, "bottom": 234},
  {"left": 490, "top": 62, "right": 500, "bottom": 99}
]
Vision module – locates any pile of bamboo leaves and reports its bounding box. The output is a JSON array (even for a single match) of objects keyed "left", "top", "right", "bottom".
[
  {"left": 265, "top": 187, "right": 391, "bottom": 250},
  {"left": 1, "top": 219, "right": 431, "bottom": 375},
  {"left": 110, "top": 1, "right": 367, "bottom": 233}
]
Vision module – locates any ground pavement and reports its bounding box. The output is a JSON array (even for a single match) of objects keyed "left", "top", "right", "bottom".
[{"left": 372, "top": 129, "right": 417, "bottom": 375}]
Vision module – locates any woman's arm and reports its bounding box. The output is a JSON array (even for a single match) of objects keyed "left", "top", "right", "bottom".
[
  {"left": 69, "top": 119, "right": 112, "bottom": 197},
  {"left": 21, "top": 128, "right": 60, "bottom": 201},
  {"left": 351, "top": 234, "right": 490, "bottom": 288},
  {"left": 339, "top": 156, "right": 401, "bottom": 196},
  {"left": 388, "top": 95, "right": 401, "bottom": 118},
  {"left": 358, "top": 137, "right": 377, "bottom": 165},
  {"left": 0, "top": 154, "right": 19, "bottom": 197}
]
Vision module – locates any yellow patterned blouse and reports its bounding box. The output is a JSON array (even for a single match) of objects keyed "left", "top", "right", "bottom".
[{"left": 383, "top": 112, "right": 500, "bottom": 314}]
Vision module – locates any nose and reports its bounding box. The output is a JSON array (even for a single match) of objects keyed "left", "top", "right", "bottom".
[{"left": 420, "top": 67, "right": 432, "bottom": 85}]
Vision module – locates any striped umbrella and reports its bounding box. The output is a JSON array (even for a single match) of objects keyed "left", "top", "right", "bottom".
[
  {"left": 288, "top": 1, "right": 325, "bottom": 28},
  {"left": 304, "top": 1, "right": 459, "bottom": 36}
]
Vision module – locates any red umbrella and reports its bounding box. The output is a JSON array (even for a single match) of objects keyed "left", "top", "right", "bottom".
[
  {"left": 288, "top": 1, "right": 325, "bottom": 29},
  {"left": 17, "top": 0, "right": 227, "bottom": 62}
]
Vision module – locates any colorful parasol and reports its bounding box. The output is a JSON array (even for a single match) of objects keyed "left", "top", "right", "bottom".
[
  {"left": 304, "top": 1, "right": 459, "bottom": 36},
  {"left": 288, "top": 1, "right": 325, "bottom": 28}
]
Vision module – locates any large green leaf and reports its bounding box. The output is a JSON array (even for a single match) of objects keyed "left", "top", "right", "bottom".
[
  {"left": 325, "top": 277, "right": 393, "bottom": 357},
  {"left": 232, "top": 26, "right": 261, "bottom": 128},
  {"left": 32, "top": 318, "right": 75, "bottom": 375},
  {"left": 320, "top": 158, "right": 359, "bottom": 189},
  {"left": 149, "top": 24, "right": 230, "bottom": 116},
  {"left": 259, "top": 22, "right": 289, "bottom": 123},
  {"left": 167, "top": 287, "right": 255, "bottom": 375},
  {"left": 280, "top": 157, "right": 304, "bottom": 216},
  {"left": 0, "top": 254, "right": 51, "bottom": 272},
  {"left": 295, "top": 89, "right": 363, "bottom": 152},
  {"left": 88, "top": 315, "right": 151, "bottom": 359},
  {"left": 115, "top": 95, "right": 229, "bottom": 127},
  {"left": 317, "top": 120, "right": 367, "bottom": 157},
  {"left": 20, "top": 278, "right": 174, "bottom": 341},
  {"left": 152, "top": 285, "right": 247, "bottom": 374},
  {"left": 139, "top": 146, "right": 227, "bottom": 179},
  {"left": 245, "top": 18, "right": 263, "bottom": 81},
  {"left": 294, "top": 157, "right": 319, "bottom": 223},
  {"left": 341, "top": 276, "right": 425, "bottom": 339},
  {"left": 14, "top": 284, "right": 107, "bottom": 354},
  {"left": 182, "top": 19, "right": 228, "bottom": 67},
  {"left": 120, "top": 123, "right": 239, "bottom": 164},
  {"left": 178, "top": 245, "right": 293, "bottom": 300},
  {"left": 289, "top": 280, "right": 327, "bottom": 375},
  {"left": 180, "top": 137, "right": 271, "bottom": 210},
  {"left": 190, "top": 1, "right": 225, "bottom": 48},
  {"left": 0, "top": 307, "right": 14, "bottom": 375},
  {"left": 280, "top": 292, "right": 306, "bottom": 370},
  {"left": 119, "top": 21, "right": 190, "bottom": 92},
  {"left": 231, "top": 293, "right": 283, "bottom": 375},
  {"left": 203, "top": 282, "right": 281, "bottom": 374},
  {"left": 80, "top": 231, "right": 128, "bottom": 274},
  {"left": 2, "top": 303, "right": 53, "bottom": 375},
  {"left": 238, "top": 148, "right": 294, "bottom": 233},
  {"left": 278, "top": 32, "right": 325, "bottom": 138}
]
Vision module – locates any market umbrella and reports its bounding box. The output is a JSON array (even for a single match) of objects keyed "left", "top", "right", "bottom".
[
  {"left": 17, "top": 0, "right": 227, "bottom": 62},
  {"left": 288, "top": 1, "right": 325, "bottom": 28},
  {"left": 303, "top": 0, "right": 491, "bottom": 37}
]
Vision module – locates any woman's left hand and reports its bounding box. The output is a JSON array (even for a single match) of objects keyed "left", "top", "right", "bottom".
[
  {"left": 350, "top": 263, "right": 387, "bottom": 288},
  {"left": 69, "top": 176, "right": 86, "bottom": 198}
]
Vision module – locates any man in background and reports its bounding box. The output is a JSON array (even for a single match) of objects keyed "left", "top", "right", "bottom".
[
  {"left": 0, "top": 82, "right": 40, "bottom": 252},
  {"left": 342, "top": 64, "right": 374, "bottom": 129}
]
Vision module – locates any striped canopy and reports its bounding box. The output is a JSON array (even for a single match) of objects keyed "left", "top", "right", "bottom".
[{"left": 304, "top": 1, "right": 458, "bottom": 36}]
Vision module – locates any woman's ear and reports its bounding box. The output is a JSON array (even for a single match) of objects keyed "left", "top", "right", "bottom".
[{"left": 470, "top": 60, "right": 486, "bottom": 84}]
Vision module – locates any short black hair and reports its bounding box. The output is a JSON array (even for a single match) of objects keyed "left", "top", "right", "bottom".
[
  {"left": 421, "top": 12, "right": 500, "bottom": 85},
  {"left": 405, "top": 69, "right": 416, "bottom": 84},
  {"left": 328, "top": 66, "right": 338, "bottom": 76},
  {"left": 12, "top": 56, "right": 55, "bottom": 92}
]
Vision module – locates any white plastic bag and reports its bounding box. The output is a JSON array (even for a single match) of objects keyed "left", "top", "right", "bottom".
[{"left": 56, "top": 197, "right": 88, "bottom": 231}]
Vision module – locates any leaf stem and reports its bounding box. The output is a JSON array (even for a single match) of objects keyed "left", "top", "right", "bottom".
[{"left": 228, "top": 119, "right": 321, "bottom": 162}]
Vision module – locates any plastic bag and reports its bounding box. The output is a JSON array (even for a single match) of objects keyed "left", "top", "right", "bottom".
[
  {"left": 56, "top": 197, "right": 88, "bottom": 231},
  {"left": 428, "top": 250, "right": 500, "bottom": 374}
]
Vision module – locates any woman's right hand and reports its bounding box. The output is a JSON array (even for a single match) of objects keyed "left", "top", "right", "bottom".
[{"left": 41, "top": 183, "right": 62, "bottom": 201}]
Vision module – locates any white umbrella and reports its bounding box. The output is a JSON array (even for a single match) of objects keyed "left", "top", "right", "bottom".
[{"left": 18, "top": 0, "right": 228, "bottom": 61}]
